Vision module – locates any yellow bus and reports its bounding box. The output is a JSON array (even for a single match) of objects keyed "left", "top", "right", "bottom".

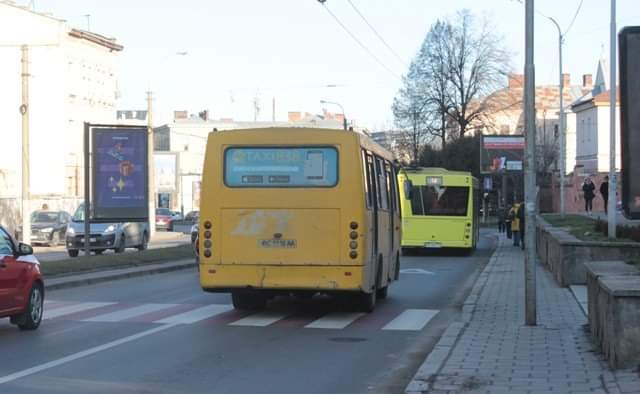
[
  {"left": 199, "top": 128, "right": 401, "bottom": 312},
  {"left": 398, "top": 167, "right": 479, "bottom": 252}
]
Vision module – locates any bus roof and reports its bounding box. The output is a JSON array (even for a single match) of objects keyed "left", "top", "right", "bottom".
[{"left": 208, "top": 127, "right": 395, "bottom": 162}]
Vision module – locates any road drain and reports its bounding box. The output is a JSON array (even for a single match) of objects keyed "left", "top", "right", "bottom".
[{"left": 329, "top": 337, "right": 368, "bottom": 343}]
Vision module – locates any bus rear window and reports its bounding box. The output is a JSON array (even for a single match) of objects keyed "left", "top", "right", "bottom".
[
  {"left": 224, "top": 147, "right": 338, "bottom": 187},
  {"left": 410, "top": 186, "right": 469, "bottom": 216}
]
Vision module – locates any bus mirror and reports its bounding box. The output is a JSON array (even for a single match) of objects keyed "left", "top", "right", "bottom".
[{"left": 403, "top": 180, "right": 413, "bottom": 200}]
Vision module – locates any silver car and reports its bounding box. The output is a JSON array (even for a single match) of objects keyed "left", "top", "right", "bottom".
[{"left": 65, "top": 204, "right": 149, "bottom": 257}]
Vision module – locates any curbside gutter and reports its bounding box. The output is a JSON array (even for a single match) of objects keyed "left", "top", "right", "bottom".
[
  {"left": 44, "top": 259, "right": 197, "bottom": 291},
  {"left": 405, "top": 243, "right": 500, "bottom": 393}
]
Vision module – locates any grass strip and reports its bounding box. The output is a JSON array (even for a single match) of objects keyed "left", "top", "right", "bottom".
[
  {"left": 40, "top": 244, "right": 194, "bottom": 277},
  {"left": 541, "top": 214, "right": 628, "bottom": 243}
]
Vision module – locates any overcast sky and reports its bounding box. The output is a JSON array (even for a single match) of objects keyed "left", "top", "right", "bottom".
[{"left": 29, "top": 0, "right": 640, "bottom": 129}]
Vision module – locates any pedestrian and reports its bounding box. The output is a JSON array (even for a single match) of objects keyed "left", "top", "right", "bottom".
[
  {"left": 517, "top": 202, "right": 525, "bottom": 250},
  {"left": 600, "top": 176, "right": 609, "bottom": 214},
  {"left": 505, "top": 205, "right": 513, "bottom": 239},
  {"left": 582, "top": 177, "right": 596, "bottom": 215},
  {"left": 510, "top": 203, "right": 521, "bottom": 247},
  {"left": 498, "top": 205, "right": 506, "bottom": 233}
]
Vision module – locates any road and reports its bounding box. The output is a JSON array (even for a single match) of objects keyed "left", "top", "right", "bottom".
[
  {"left": 33, "top": 232, "right": 191, "bottom": 262},
  {"left": 0, "top": 231, "right": 496, "bottom": 394}
]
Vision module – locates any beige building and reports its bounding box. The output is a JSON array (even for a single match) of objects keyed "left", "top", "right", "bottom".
[{"left": 0, "top": 1, "right": 122, "bottom": 229}]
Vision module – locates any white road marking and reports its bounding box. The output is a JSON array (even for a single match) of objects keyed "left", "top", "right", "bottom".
[
  {"left": 154, "top": 304, "right": 233, "bottom": 324},
  {"left": 82, "top": 304, "right": 178, "bottom": 323},
  {"left": 229, "top": 311, "right": 290, "bottom": 327},
  {"left": 382, "top": 309, "right": 439, "bottom": 331},
  {"left": 400, "top": 268, "right": 435, "bottom": 275},
  {"left": 44, "top": 302, "right": 116, "bottom": 319},
  {"left": 304, "top": 312, "right": 365, "bottom": 329},
  {"left": 0, "top": 324, "right": 177, "bottom": 385}
]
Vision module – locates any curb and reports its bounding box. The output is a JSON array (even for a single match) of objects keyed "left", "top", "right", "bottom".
[
  {"left": 405, "top": 239, "right": 502, "bottom": 393},
  {"left": 44, "top": 259, "right": 196, "bottom": 291}
]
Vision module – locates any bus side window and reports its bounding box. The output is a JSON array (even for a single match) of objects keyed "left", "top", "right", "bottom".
[
  {"left": 362, "top": 150, "right": 372, "bottom": 209},
  {"left": 376, "top": 157, "right": 389, "bottom": 211},
  {"left": 385, "top": 162, "right": 398, "bottom": 213},
  {"left": 366, "top": 153, "right": 377, "bottom": 209}
]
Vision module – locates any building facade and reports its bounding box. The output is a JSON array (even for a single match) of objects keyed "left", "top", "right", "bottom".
[{"left": 0, "top": 1, "right": 122, "bottom": 229}]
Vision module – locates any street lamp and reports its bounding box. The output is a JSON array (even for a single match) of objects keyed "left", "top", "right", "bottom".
[
  {"left": 545, "top": 16, "right": 567, "bottom": 218},
  {"left": 320, "top": 99, "right": 347, "bottom": 130},
  {"left": 147, "top": 51, "right": 188, "bottom": 238}
]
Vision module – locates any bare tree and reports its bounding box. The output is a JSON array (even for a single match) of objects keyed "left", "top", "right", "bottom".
[{"left": 445, "top": 10, "right": 512, "bottom": 137}]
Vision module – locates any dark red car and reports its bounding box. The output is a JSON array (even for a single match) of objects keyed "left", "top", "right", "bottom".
[
  {"left": 0, "top": 225, "right": 44, "bottom": 330},
  {"left": 155, "top": 208, "right": 173, "bottom": 231}
]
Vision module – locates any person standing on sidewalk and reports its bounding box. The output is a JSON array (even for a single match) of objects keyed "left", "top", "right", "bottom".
[
  {"left": 497, "top": 205, "right": 506, "bottom": 233},
  {"left": 504, "top": 205, "right": 513, "bottom": 239},
  {"left": 510, "top": 203, "right": 521, "bottom": 247},
  {"left": 517, "top": 202, "right": 525, "bottom": 250},
  {"left": 600, "top": 176, "right": 609, "bottom": 214},
  {"left": 582, "top": 177, "right": 596, "bottom": 215}
]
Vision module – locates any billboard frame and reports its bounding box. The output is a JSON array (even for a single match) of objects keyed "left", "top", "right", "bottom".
[{"left": 479, "top": 134, "right": 525, "bottom": 175}]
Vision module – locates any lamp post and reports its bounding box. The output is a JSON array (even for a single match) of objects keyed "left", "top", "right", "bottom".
[
  {"left": 147, "top": 51, "right": 188, "bottom": 238},
  {"left": 320, "top": 100, "right": 347, "bottom": 130},
  {"left": 608, "top": 0, "right": 617, "bottom": 238},
  {"left": 545, "top": 16, "right": 566, "bottom": 218}
]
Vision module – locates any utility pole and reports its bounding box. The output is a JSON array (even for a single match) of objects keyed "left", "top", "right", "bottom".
[
  {"left": 524, "top": 0, "right": 537, "bottom": 326},
  {"left": 608, "top": 0, "right": 617, "bottom": 239},
  {"left": 20, "top": 45, "right": 31, "bottom": 245},
  {"left": 147, "top": 91, "right": 156, "bottom": 238}
]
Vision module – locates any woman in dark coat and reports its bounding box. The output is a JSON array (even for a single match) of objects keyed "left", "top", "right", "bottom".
[{"left": 582, "top": 177, "right": 596, "bottom": 215}]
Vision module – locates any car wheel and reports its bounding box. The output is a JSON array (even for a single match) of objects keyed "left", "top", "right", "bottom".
[
  {"left": 50, "top": 231, "right": 60, "bottom": 247},
  {"left": 137, "top": 232, "right": 148, "bottom": 251},
  {"left": 115, "top": 235, "right": 126, "bottom": 253},
  {"left": 12, "top": 284, "right": 44, "bottom": 330},
  {"left": 68, "top": 249, "right": 79, "bottom": 257}
]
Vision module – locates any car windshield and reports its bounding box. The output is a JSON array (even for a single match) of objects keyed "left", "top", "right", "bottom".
[
  {"left": 72, "top": 205, "right": 85, "bottom": 221},
  {"left": 31, "top": 212, "right": 59, "bottom": 223}
]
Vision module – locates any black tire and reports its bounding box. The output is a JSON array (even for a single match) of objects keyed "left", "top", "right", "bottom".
[
  {"left": 13, "top": 284, "right": 44, "bottom": 330},
  {"left": 355, "top": 289, "right": 376, "bottom": 313},
  {"left": 231, "top": 291, "right": 267, "bottom": 310},
  {"left": 50, "top": 231, "right": 60, "bottom": 246},
  {"left": 67, "top": 249, "right": 79, "bottom": 257},
  {"left": 115, "top": 235, "right": 126, "bottom": 253},
  {"left": 394, "top": 254, "right": 401, "bottom": 280},
  {"left": 376, "top": 286, "right": 388, "bottom": 300},
  {"left": 137, "top": 232, "right": 148, "bottom": 251}
]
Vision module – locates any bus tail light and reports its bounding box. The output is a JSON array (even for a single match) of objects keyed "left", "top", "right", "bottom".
[
  {"left": 203, "top": 221, "right": 212, "bottom": 258},
  {"left": 349, "top": 251, "right": 358, "bottom": 259},
  {"left": 349, "top": 241, "right": 357, "bottom": 250}
]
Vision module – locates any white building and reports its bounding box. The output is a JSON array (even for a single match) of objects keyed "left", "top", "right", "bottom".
[
  {"left": 0, "top": 1, "right": 122, "bottom": 228},
  {"left": 152, "top": 111, "right": 346, "bottom": 214}
]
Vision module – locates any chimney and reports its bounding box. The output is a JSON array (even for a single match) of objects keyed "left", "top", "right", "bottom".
[
  {"left": 508, "top": 73, "right": 524, "bottom": 88},
  {"left": 174, "top": 110, "right": 188, "bottom": 120},
  {"left": 288, "top": 111, "right": 301, "bottom": 122},
  {"left": 562, "top": 73, "right": 571, "bottom": 88},
  {"left": 582, "top": 74, "right": 593, "bottom": 89}
]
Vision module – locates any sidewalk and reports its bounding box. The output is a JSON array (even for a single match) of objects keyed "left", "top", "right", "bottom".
[{"left": 406, "top": 237, "right": 640, "bottom": 393}]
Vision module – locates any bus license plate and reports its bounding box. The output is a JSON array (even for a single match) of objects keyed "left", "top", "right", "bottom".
[
  {"left": 259, "top": 239, "right": 297, "bottom": 248},
  {"left": 424, "top": 242, "right": 441, "bottom": 248}
]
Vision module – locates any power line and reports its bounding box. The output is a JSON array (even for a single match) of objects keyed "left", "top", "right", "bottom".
[
  {"left": 563, "top": 0, "right": 584, "bottom": 36},
  {"left": 346, "top": 0, "right": 407, "bottom": 67},
  {"left": 318, "top": 1, "right": 402, "bottom": 81}
]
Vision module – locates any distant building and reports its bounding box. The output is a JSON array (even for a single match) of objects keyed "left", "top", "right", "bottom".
[
  {"left": 117, "top": 110, "right": 148, "bottom": 125},
  {"left": 0, "top": 1, "right": 123, "bottom": 228},
  {"left": 152, "top": 111, "right": 349, "bottom": 213}
]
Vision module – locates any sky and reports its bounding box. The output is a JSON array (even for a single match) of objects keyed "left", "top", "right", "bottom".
[{"left": 25, "top": 0, "right": 640, "bottom": 129}]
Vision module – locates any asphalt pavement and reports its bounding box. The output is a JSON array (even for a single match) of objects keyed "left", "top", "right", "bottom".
[{"left": 0, "top": 230, "right": 496, "bottom": 394}]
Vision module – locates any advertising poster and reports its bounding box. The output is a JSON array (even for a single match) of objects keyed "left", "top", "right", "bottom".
[
  {"left": 92, "top": 127, "right": 148, "bottom": 220},
  {"left": 154, "top": 154, "right": 177, "bottom": 192},
  {"left": 480, "top": 135, "right": 525, "bottom": 174}
]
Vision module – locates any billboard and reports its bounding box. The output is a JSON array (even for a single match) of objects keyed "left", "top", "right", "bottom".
[
  {"left": 480, "top": 135, "right": 525, "bottom": 174},
  {"left": 91, "top": 127, "right": 148, "bottom": 221},
  {"left": 154, "top": 153, "right": 177, "bottom": 192},
  {"left": 619, "top": 26, "right": 640, "bottom": 219}
]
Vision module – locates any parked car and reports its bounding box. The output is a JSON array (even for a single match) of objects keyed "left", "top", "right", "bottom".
[
  {"left": 15, "top": 210, "right": 72, "bottom": 246},
  {"left": 155, "top": 208, "right": 173, "bottom": 231},
  {"left": 185, "top": 210, "right": 199, "bottom": 222},
  {"left": 65, "top": 203, "right": 149, "bottom": 257},
  {"left": 0, "top": 225, "right": 44, "bottom": 330}
]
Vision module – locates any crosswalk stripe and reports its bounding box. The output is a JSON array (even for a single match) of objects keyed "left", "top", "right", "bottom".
[
  {"left": 82, "top": 304, "right": 178, "bottom": 323},
  {"left": 44, "top": 302, "right": 116, "bottom": 319},
  {"left": 304, "top": 312, "right": 365, "bottom": 329},
  {"left": 381, "top": 309, "right": 438, "bottom": 331},
  {"left": 154, "top": 304, "right": 233, "bottom": 324},
  {"left": 229, "top": 311, "right": 290, "bottom": 327}
]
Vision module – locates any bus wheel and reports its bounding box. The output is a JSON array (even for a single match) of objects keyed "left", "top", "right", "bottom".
[
  {"left": 231, "top": 291, "right": 266, "bottom": 310},
  {"left": 376, "top": 286, "right": 388, "bottom": 300},
  {"left": 394, "top": 253, "right": 400, "bottom": 281},
  {"left": 355, "top": 290, "right": 376, "bottom": 313}
]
